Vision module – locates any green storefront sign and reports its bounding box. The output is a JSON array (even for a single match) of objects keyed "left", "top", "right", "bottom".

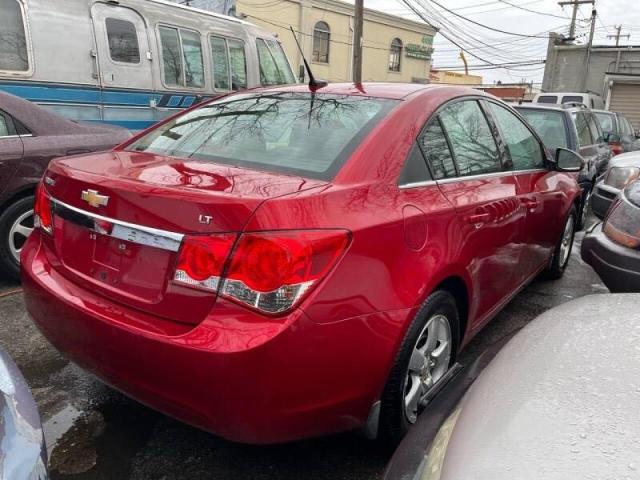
[{"left": 405, "top": 43, "right": 432, "bottom": 60}]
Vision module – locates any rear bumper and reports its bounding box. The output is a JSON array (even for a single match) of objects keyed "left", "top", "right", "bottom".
[
  {"left": 581, "top": 223, "right": 640, "bottom": 293},
  {"left": 22, "top": 232, "right": 413, "bottom": 444}
]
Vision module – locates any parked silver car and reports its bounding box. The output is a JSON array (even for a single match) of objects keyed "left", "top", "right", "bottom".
[
  {"left": 385, "top": 294, "right": 640, "bottom": 480},
  {"left": 591, "top": 150, "right": 640, "bottom": 218},
  {"left": 0, "top": 345, "right": 47, "bottom": 479}
]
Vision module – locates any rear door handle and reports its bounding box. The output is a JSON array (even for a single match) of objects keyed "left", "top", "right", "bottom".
[{"left": 521, "top": 198, "right": 539, "bottom": 209}]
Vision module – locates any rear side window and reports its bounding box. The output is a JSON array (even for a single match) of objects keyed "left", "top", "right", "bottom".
[
  {"left": 594, "top": 112, "right": 615, "bottom": 134},
  {"left": 517, "top": 108, "right": 568, "bottom": 153},
  {"left": 438, "top": 100, "right": 501, "bottom": 176},
  {"left": 0, "top": 0, "right": 30, "bottom": 72},
  {"left": 489, "top": 103, "right": 544, "bottom": 170},
  {"left": 159, "top": 26, "right": 204, "bottom": 88},
  {"left": 586, "top": 113, "right": 603, "bottom": 143},
  {"left": 0, "top": 114, "right": 9, "bottom": 136},
  {"left": 105, "top": 18, "right": 140, "bottom": 64},
  {"left": 256, "top": 39, "right": 296, "bottom": 86},
  {"left": 573, "top": 112, "right": 593, "bottom": 147},
  {"left": 537, "top": 95, "right": 558, "bottom": 104},
  {"left": 419, "top": 119, "right": 456, "bottom": 179},
  {"left": 209, "top": 36, "right": 247, "bottom": 91},
  {"left": 127, "top": 93, "right": 397, "bottom": 180}
]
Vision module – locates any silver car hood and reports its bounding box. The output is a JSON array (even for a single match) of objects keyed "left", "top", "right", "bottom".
[
  {"left": 608, "top": 150, "right": 640, "bottom": 169},
  {"left": 439, "top": 294, "right": 640, "bottom": 480}
]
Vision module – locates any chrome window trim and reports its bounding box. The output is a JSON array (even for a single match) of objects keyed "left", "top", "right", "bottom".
[
  {"left": 398, "top": 168, "right": 548, "bottom": 190},
  {"left": 51, "top": 197, "right": 184, "bottom": 252},
  {"left": 0, "top": 134, "right": 33, "bottom": 139}
]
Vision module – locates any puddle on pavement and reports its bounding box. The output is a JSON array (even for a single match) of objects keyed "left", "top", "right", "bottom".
[
  {"left": 44, "top": 404, "right": 84, "bottom": 460},
  {"left": 49, "top": 410, "right": 106, "bottom": 475}
]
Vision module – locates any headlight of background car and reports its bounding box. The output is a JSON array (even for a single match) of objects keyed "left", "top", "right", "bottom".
[
  {"left": 605, "top": 167, "right": 640, "bottom": 190},
  {"left": 603, "top": 191, "right": 640, "bottom": 249},
  {"left": 419, "top": 407, "right": 462, "bottom": 480}
]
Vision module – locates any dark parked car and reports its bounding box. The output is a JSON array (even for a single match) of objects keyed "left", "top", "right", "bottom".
[
  {"left": 582, "top": 180, "right": 640, "bottom": 292},
  {"left": 23, "top": 83, "right": 582, "bottom": 444},
  {"left": 591, "top": 150, "right": 640, "bottom": 219},
  {"left": 0, "top": 344, "right": 47, "bottom": 479},
  {"left": 516, "top": 103, "right": 612, "bottom": 229},
  {"left": 0, "top": 92, "right": 130, "bottom": 279},
  {"left": 593, "top": 109, "right": 640, "bottom": 155},
  {"left": 385, "top": 294, "right": 640, "bottom": 480}
]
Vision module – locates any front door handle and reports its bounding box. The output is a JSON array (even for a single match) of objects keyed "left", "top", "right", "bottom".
[{"left": 521, "top": 198, "right": 539, "bottom": 209}]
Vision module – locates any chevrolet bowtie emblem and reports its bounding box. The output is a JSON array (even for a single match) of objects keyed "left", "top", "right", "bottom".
[{"left": 81, "top": 189, "right": 109, "bottom": 208}]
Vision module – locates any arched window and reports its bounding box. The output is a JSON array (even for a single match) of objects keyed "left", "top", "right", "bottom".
[
  {"left": 389, "top": 38, "right": 402, "bottom": 72},
  {"left": 312, "top": 21, "right": 330, "bottom": 63}
]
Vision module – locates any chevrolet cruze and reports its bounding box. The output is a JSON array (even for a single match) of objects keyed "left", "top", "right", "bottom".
[{"left": 22, "top": 83, "right": 582, "bottom": 444}]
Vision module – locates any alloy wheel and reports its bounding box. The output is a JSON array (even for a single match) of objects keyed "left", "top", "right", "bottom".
[
  {"left": 404, "top": 314, "right": 452, "bottom": 423},
  {"left": 8, "top": 209, "right": 34, "bottom": 264},
  {"left": 559, "top": 214, "right": 575, "bottom": 268}
]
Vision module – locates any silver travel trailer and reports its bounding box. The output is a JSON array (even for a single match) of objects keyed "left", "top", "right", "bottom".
[{"left": 0, "top": 0, "right": 297, "bottom": 130}]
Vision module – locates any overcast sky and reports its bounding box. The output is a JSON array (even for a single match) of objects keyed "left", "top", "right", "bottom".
[{"left": 357, "top": 0, "right": 640, "bottom": 84}]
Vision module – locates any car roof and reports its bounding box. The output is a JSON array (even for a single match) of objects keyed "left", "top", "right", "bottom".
[
  {"left": 438, "top": 294, "right": 640, "bottom": 480},
  {"left": 516, "top": 103, "right": 592, "bottom": 114},
  {"left": 244, "top": 82, "right": 483, "bottom": 100}
]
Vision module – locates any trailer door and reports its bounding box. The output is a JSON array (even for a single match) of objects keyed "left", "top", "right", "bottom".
[{"left": 91, "top": 3, "right": 156, "bottom": 129}]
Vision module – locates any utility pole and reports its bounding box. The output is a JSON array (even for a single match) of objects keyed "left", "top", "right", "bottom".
[
  {"left": 352, "top": 0, "right": 363, "bottom": 84},
  {"left": 558, "top": 0, "right": 594, "bottom": 40},
  {"left": 607, "top": 25, "right": 630, "bottom": 46},
  {"left": 582, "top": 8, "right": 597, "bottom": 91}
]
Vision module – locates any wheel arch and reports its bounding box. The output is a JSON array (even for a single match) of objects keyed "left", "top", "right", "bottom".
[
  {"left": 431, "top": 275, "right": 470, "bottom": 350},
  {"left": 0, "top": 185, "right": 36, "bottom": 214}
]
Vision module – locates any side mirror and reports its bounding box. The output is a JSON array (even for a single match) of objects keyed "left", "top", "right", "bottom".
[{"left": 555, "top": 148, "right": 584, "bottom": 172}]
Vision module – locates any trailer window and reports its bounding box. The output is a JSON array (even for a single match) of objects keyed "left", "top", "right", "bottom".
[
  {"left": 159, "top": 26, "right": 204, "bottom": 89},
  {"left": 106, "top": 18, "right": 140, "bottom": 63},
  {"left": 229, "top": 39, "right": 247, "bottom": 90},
  {"left": 210, "top": 36, "right": 230, "bottom": 90},
  {"left": 0, "top": 0, "right": 30, "bottom": 72},
  {"left": 209, "top": 37, "right": 247, "bottom": 91},
  {"left": 256, "top": 39, "right": 296, "bottom": 86}
]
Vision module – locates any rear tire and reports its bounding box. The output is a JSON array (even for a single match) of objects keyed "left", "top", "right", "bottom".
[
  {"left": 577, "top": 186, "right": 592, "bottom": 231},
  {"left": 0, "top": 196, "right": 35, "bottom": 281},
  {"left": 378, "top": 290, "right": 459, "bottom": 447},
  {"left": 544, "top": 206, "right": 577, "bottom": 280}
]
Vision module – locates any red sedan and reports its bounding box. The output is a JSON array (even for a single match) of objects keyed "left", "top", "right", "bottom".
[{"left": 22, "top": 83, "right": 582, "bottom": 444}]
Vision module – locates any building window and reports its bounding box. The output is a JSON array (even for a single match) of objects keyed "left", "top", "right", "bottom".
[
  {"left": 312, "top": 21, "right": 330, "bottom": 63},
  {"left": 389, "top": 38, "right": 402, "bottom": 72},
  {"left": 105, "top": 18, "right": 140, "bottom": 64},
  {"left": 0, "top": 0, "right": 30, "bottom": 72}
]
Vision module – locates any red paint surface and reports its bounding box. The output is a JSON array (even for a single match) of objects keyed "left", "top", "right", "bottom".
[{"left": 22, "top": 83, "right": 580, "bottom": 443}]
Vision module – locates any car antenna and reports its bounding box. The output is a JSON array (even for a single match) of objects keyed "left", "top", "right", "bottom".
[{"left": 289, "top": 26, "right": 328, "bottom": 90}]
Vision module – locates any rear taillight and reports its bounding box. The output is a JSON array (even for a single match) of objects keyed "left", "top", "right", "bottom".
[
  {"left": 610, "top": 142, "right": 623, "bottom": 156},
  {"left": 172, "top": 230, "right": 350, "bottom": 314},
  {"left": 34, "top": 183, "right": 53, "bottom": 235},
  {"left": 174, "top": 234, "right": 237, "bottom": 291}
]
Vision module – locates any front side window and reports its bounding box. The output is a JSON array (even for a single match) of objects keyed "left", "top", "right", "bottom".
[
  {"left": 256, "top": 39, "right": 296, "bottom": 86},
  {"left": 438, "top": 100, "right": 501, "bottom": 176},
  {"left": 489, "top": 103, "right": 544, "bottom": 170},
  {"left": 312, "top": 21, "right": 330, "bottom": 63},
  {"left": 128, "top": 93, "right": 397, "bottom": 180},
  {"left": 586, "top": 113, "right": 603, "bottom": 143},
  {"left": 105, "top": 18, "right": 140, "bottom": 63},
  {"left": 573, "top": 112, "right": 593, "bottom": 147},
  {"left": 594, "top": 112, "right": 615, "bottom": 134},
  {"left": 420, "top": 119, "right": 456, "bottom": 179},
  {"left": 0, "top": 114, "right": 9, "bottom": 137},
  {"left": 159, "top": 26, "right": 204, "bottom": 88},
  {"left": 0, "top": 0, "right": 29, "bottom": 72},
  {"left": 209, "top": 36, "right": 247, "bottom": 91},
  {"left": 389, "top": 38, "right": 402, "bottom": 72},
  {"left": 517, "top": 108, "right": 568, "bottom": 153}
]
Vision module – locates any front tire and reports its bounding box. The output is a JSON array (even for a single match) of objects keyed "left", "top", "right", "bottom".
[
  {"left": 577, "top": 185, "right": 592, "bottom": 231},
  {"left": 378, "top": 290, "right": 459, "bottom": 446},
  {"left": 545, "top": 206, "right": 577, "bottom": 280},
  {"left": 0, "top": 196, "right": 35, "bottom": 280}
]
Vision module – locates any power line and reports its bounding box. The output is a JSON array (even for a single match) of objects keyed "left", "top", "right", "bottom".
[
  {"left": 424, "top": 0, "right": 552, "bottom": 38},
  {"left": 497, "top": 0, "right": 569, "bottom": 19}
]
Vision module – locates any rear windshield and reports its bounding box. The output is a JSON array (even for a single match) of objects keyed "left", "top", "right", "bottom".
[
  {"left": 128, "top": 93, "right": 397, "bottom": 180},
  {"left": 536, "top": 95, "right": 558, "bottom": 104},
  {"left": 562, "top": 95, "right": 584, "bottom": 104},
  {"left": 594, "top": 112, "right": 615, "bottom": 134},
  {"left": 517, "top": 108, "right": 568, "bottom": 152}
]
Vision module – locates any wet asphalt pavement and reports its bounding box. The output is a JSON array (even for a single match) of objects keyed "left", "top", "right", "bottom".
[{"left": 0, "top": 224, "right": 608, "bottom": 480}]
